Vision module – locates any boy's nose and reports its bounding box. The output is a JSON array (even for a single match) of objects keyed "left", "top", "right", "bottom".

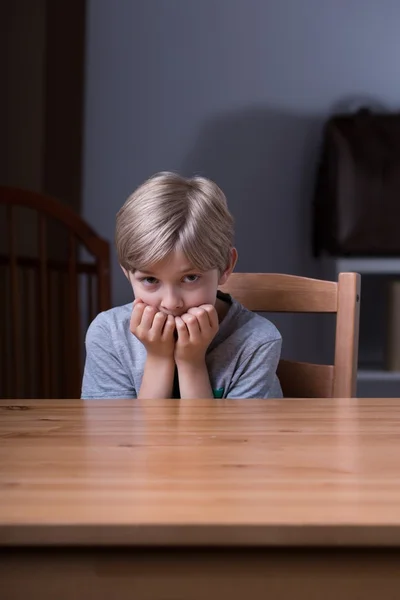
[{"left": 161, "top": 290, "right": 184, "bottom": 314}]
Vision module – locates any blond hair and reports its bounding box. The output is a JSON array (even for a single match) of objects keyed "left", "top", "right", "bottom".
[{"left": 116, "top": 171, "right": 234, "bottom": 273}]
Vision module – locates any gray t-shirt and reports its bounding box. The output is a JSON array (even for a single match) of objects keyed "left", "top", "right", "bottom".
[{"left": 81, "top": 293, "right": 283, "bottom": 399}]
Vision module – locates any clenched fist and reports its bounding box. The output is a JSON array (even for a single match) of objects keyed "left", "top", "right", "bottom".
[
  {"left": 130, "top": 299, "right": 176, "bottom": 359},
  {"left": 174, "top": 304, "right": 219, "bottom": 365}
]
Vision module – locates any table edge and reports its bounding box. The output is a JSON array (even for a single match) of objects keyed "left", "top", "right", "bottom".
[{"left": 1, "top": 524, "right": 400, "bottom": 547}]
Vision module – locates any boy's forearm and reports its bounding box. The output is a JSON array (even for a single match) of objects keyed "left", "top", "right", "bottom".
[
  {"left": 138, "top": 355, "right": 175, "bottom": 399},
  {"left": 176, "top": 360, "right": 213, "bottom": 399}
]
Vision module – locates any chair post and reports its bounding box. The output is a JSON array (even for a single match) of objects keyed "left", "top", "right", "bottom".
[
  {"left": 333, "top": 272, "right": 361, "bottom": 398},
  {"left": 96, "top": 245, "right": 111, "bottom": 313}
]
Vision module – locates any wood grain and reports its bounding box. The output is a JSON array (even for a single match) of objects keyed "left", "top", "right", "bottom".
[
  {"left": 1, "top": 398, "right": 400, "bottom": 547},
  {"left": 219, "top": 272, "right": 338, "bottom": 312}
]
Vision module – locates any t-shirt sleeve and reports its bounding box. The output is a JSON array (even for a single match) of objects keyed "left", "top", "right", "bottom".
[
  {"left": 226, "top": 338, "right": 283, "bottom": 399},
  {"left": 81, "top": 313, "right": 136, "bottom": 399}
]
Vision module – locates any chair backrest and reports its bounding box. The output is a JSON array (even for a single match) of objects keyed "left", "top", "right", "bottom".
[
  {"left": 219, "top": 272, "right": 361, "bottom": 398},
  {"left": 0, "top": 187, "right": 111, "bottom": 399}
]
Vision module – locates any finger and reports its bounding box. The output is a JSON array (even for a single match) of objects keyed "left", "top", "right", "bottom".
[
  {"left": 133, "top": 298, "right": 144, "bottom": 308},
  {"left": 181, "top": 313, "right": 201, "bottom": 341},
  {"left": 150, "top": 311, "right": 167, "bottom": 337},
  {"left": 130, "top": 302, "right": 147, "bottom": 330},
  {"left": 187, "top": 307, "right": 210, "bottom": 332},
  {"left": 175, "top": 316, "right": 189, "bottom": 343},
  {"left": 140, "top": 305, "right": 157, "bottom": 330},
  {"left": 162, "top": 314, "right": 176, "bottom": 340},
  {"left": 199, "top": 304, "right": 219, "bottom": 329}
]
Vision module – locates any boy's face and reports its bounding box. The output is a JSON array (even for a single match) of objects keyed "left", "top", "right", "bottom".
[{"left": 123, "top": 248, "right": 237, "bottom": 317}]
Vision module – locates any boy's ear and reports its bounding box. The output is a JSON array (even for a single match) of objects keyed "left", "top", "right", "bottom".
[
  {"left": 120, "top": 265, "right": 130, "bottom": 280},
  {"left": 218, "top": 247, "right": 238, "bottom": 286}
]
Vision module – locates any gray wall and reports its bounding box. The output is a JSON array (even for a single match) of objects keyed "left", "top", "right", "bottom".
[{"left": 82, "top": 0, "right": 400, "bottom": 363}]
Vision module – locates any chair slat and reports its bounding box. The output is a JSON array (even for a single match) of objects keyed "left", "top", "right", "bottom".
[
  {"left": 220, "top": 273, "right": 338, "bottom": 312},
  {"left": 7, "top": 205, "right": 21, "bottom": 397},
  {"left": 38, "top": 214, "right": 50, "bottom": 397},
  {"left": 59, "top": 270, "right": 67, "bottom": 399},
  {"left": 0, "top": 266, "right": 8, "bottom": 397},
  {"left": 68, "top": 233, "right": 81, "bottom": 397},
  {"left": 22, "top": 269, "right": 31, "bottom": 398},
  {"left": 87, "top": 273, "right": 94, "bottom": 324},
  {"left": 96, "top": 256, "right": 111, "bottom": 313},
  {"left": 29, "top": 268, "right": 37, "bottom": 398},
  {"left": 48, "top": 269, "right": 57, "bottom": 398},
  {"left": 277, "top": 360, "right": 334, "bottom": 398}
]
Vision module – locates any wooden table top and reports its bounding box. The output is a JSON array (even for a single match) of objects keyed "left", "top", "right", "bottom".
[{"left": 1, "top": 397, "right": 400, "bottom": 547}]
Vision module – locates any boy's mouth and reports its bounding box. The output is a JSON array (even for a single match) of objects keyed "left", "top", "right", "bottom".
[{"left": 160, "top": 310, "right": 185, "bottom": 318}]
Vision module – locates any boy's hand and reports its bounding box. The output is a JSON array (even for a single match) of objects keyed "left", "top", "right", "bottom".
[
  {"left": 174, "top": 304, "right": 219, "bottom": 365},
  {"left": 130, "top": 299, "right": 176, "bottom": 359}
]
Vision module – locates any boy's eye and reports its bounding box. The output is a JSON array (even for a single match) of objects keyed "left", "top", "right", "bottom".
[
  {"left": 141, "top": 277, "right": 158, "bottom": 285},
  {"left": 183, "top": 274, "right": 199, "bottom": 283}
]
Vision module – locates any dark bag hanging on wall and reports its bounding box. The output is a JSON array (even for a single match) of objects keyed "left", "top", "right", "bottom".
[{"left": 313, "top": 108, "right": 400, "bottom": 256}]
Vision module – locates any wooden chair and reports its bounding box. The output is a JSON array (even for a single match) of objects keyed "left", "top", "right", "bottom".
[
  {"left": 220, "top": 272, "right": 361, "bottom": 398},
  {"left": 0, "top": 187, "right": 111, "bottom": 399}
]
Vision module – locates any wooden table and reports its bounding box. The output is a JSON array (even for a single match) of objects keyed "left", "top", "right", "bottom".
[{"left": 1, "top": 397, "right": 400, "bottom": 599}]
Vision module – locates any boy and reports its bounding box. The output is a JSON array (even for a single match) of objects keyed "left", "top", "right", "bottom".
[{"left": 81, "top": 172, "right": 282, "bottom": 399}]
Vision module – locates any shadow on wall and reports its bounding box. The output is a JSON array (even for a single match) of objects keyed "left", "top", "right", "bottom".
[
  {"left": 181, "top": 106, "right": 335, "bottom": 364},
  {"left": 182, "top": 106, "right": 323, "bottom": 276}
]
